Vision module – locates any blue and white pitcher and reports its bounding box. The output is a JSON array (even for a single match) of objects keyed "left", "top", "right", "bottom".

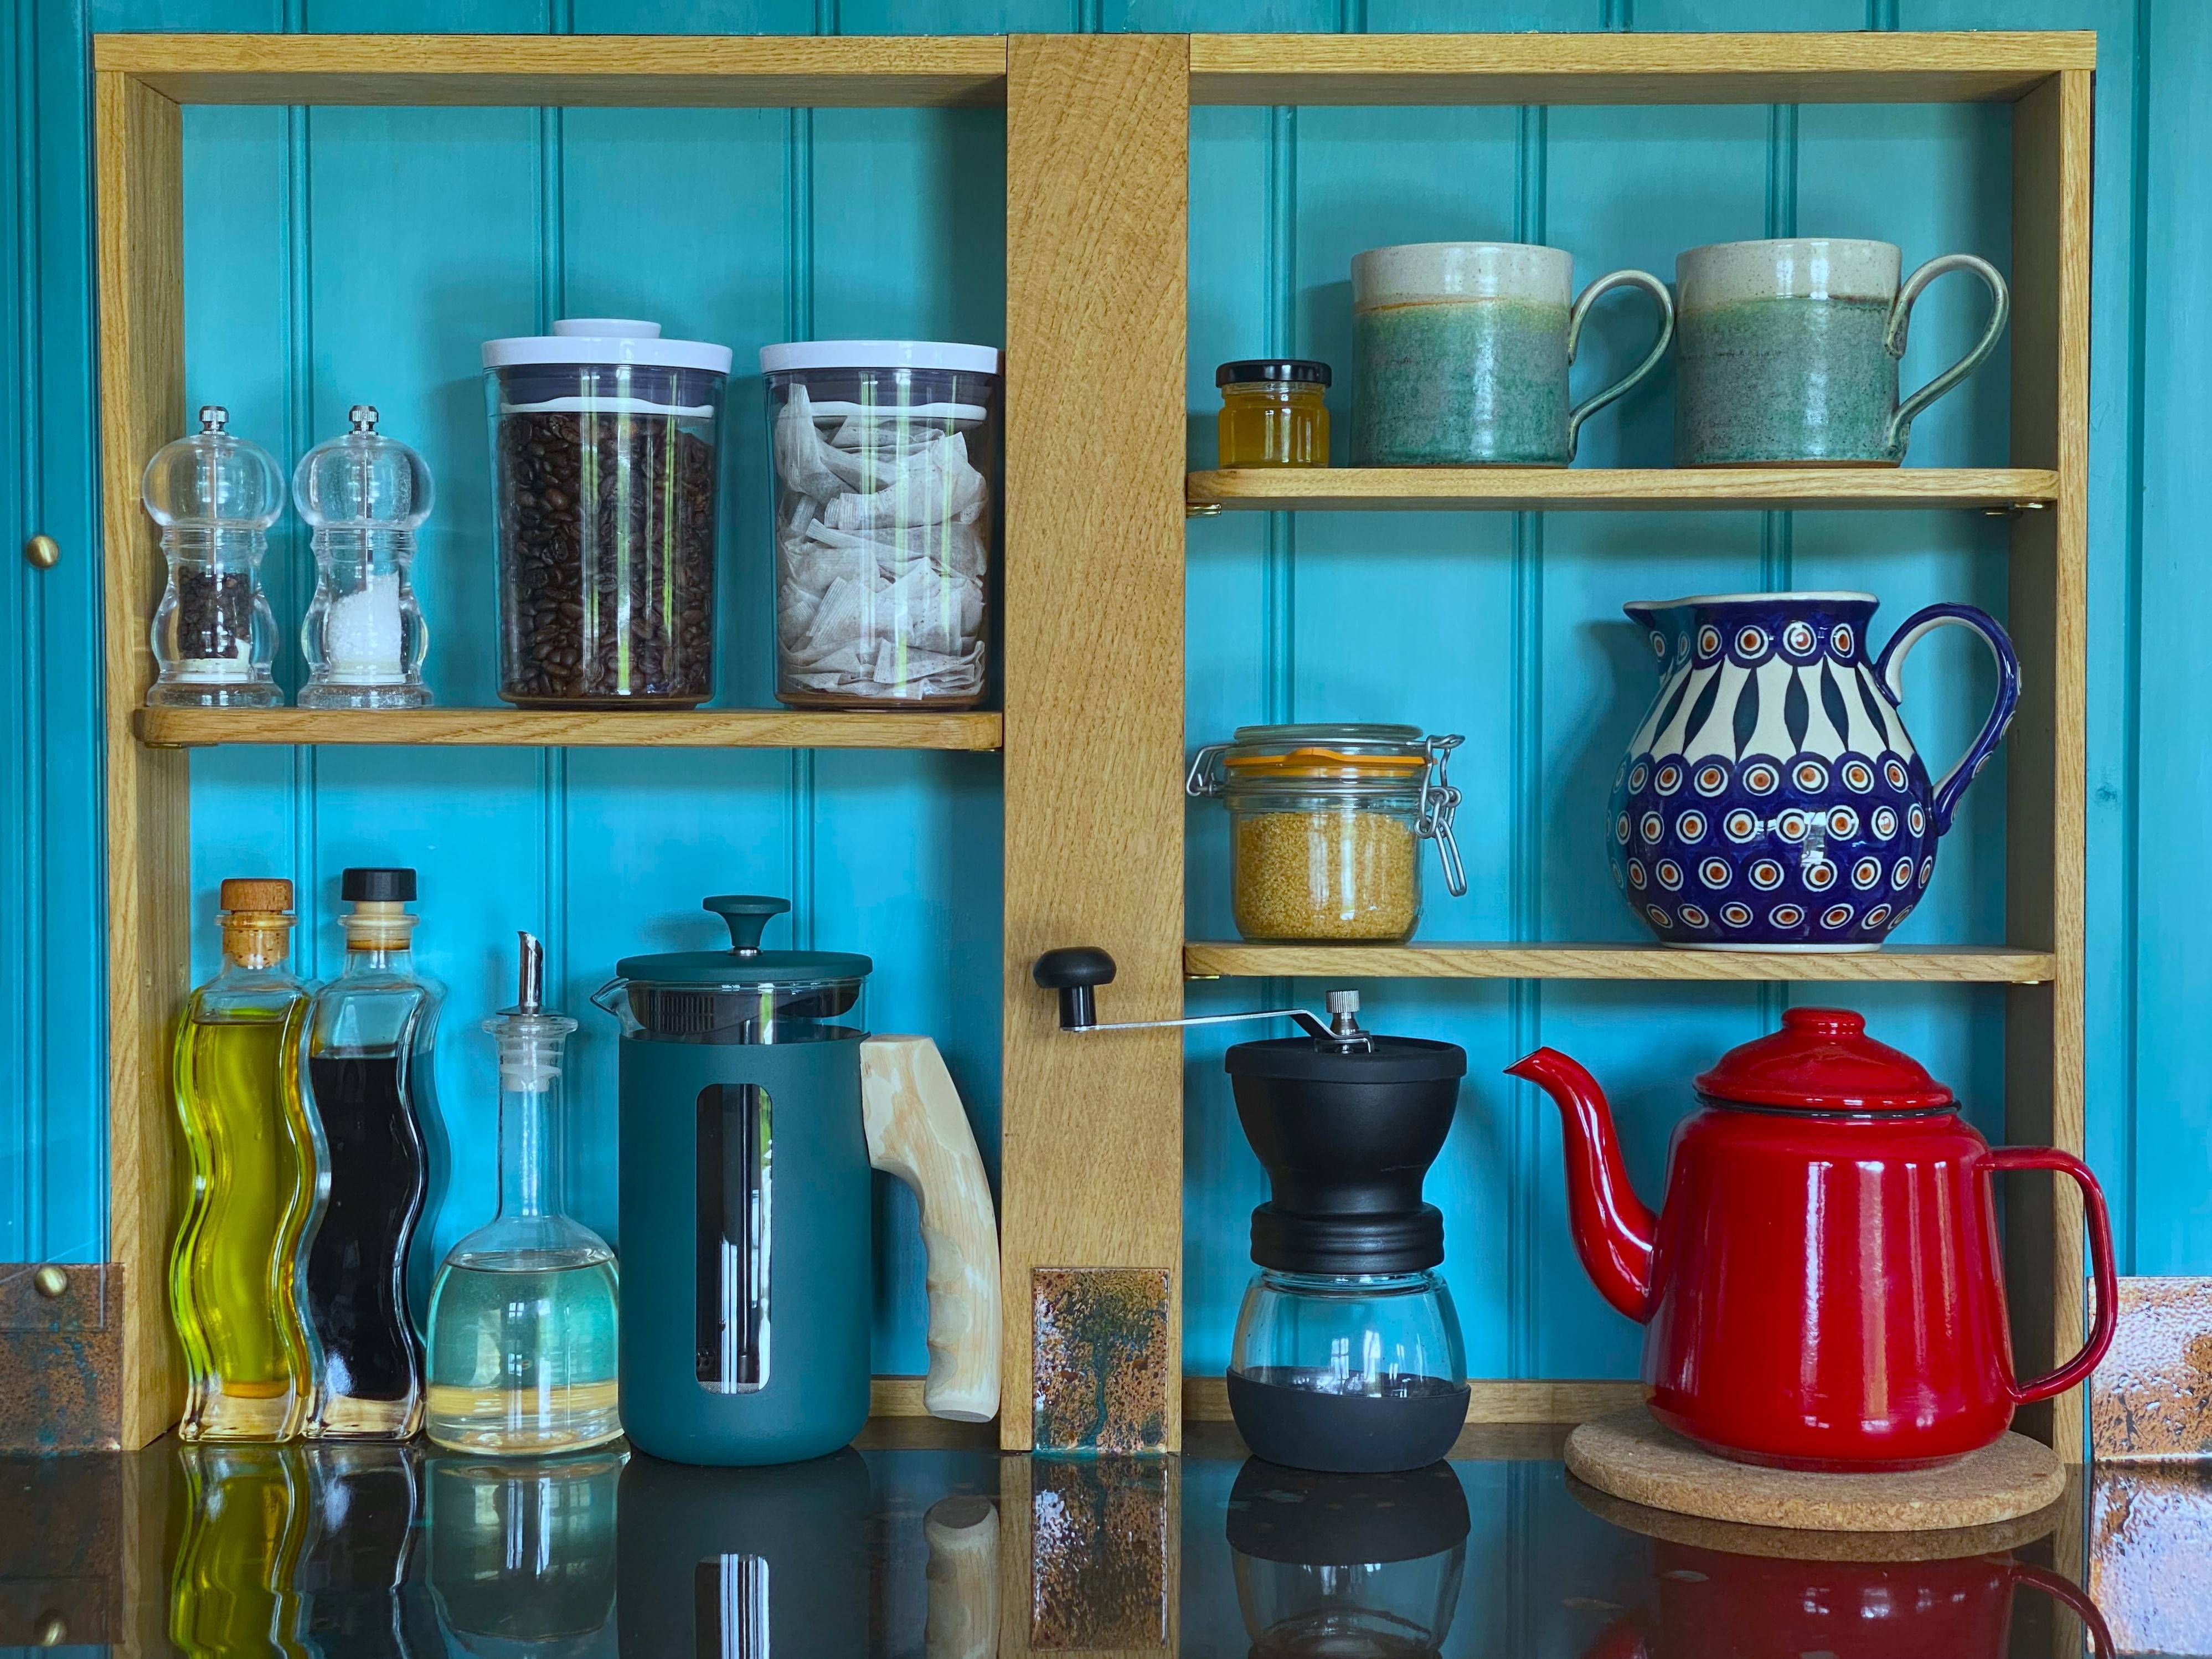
[{"left": 1607, "top": 591, "right": 2018, "bottom": 950}]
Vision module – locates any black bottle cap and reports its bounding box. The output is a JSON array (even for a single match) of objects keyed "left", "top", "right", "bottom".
[
  {"left": 341, "top": 867, "right": 416, "bottom": 903},
  {"left": 1216, "top": 358, "right": 1332, "bottom": 388},
  {"left": 1226, "top": 1458, "right": 1471, "bottom": 1564}
]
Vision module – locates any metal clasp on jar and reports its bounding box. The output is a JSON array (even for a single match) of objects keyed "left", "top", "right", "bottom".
[
  {"left": 1417, "top": 733, "right": 1468, "bottom": 898},
  {"left": 1185, "top": 743, "right": 1230, "bottom": 798}
]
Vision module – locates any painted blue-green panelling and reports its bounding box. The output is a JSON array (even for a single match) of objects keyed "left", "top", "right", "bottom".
[{"left": 5, "top": 0, "right": 2194, "bottom": 1390}]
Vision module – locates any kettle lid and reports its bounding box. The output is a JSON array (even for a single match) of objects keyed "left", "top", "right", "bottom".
[
  {"left": 611, "top": 894, "right": 873, "bottom": 986},
  {"left": 1696, "top": 1007, "right": 1953, "bottom": 1111}
]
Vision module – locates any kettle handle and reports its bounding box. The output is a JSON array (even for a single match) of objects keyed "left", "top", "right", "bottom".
[
  {"left": 861, "top": 1036, "right": 1002, "bottom": 1424},
  {"left": 1873, "top": 603, "right": 2020, "bottom": 836},
  {"left": 1978, "top": 1145, "right": 2119, "bottom": 1406},
  {"left": 2005, "top": 1563, "right": 2117, "bottom": 1659}
]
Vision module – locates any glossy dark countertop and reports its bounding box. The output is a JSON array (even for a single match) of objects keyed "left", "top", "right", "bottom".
[{"left": 2, "top": 1420, "right": 2199, "bottom": 1656}]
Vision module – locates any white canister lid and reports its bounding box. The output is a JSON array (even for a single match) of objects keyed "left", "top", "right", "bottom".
[
  {"left": 483, "top": 318, "right": 733, "bottom": 374},
  {"left": 759, "top": 339, "right": 1001, "bottom": 375}
]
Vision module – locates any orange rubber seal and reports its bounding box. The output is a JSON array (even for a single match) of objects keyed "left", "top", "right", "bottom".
[{"left": 1223, "top": 746, "right": 1429, "bottom": 781}]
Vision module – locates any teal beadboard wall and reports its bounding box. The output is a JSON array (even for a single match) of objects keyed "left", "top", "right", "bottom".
[{"left": 1, "top": 0, "right": 2199, "bottom": 1383}]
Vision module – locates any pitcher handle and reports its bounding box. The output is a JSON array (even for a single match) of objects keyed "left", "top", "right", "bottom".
[
  {"left": 2005, "top": 1563, "right": 2117, "bottom": 1659},
  {"left": 1883, "top": 253, "right": 2009, "bottom": 458},
  {"left": 1977, "top": 1146, "right": 2118, "bottom": 1408},
  {"left": 1566, "top": 270, "right": 1675, "bottom": 460},
  {"left": 1874, "top": 603, "right": 2020, "bottom": 835},
  {"left": 862, "top": 1035, "right": 1001, "bottom": 1424}
]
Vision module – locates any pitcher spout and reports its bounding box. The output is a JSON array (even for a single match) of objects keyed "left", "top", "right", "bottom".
[{"left": 1505, "top": 1048, "right": 1657, "bottom": 1323}]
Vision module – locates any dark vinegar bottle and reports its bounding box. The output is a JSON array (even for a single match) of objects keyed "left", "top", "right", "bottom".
[{"left": 301, "top": 867, "right": 443, "bottom": 1438}]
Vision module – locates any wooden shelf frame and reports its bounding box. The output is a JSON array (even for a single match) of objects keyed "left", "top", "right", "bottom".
[
  {"left": 1187, "top": 466, "right": 2060, "bottom": 516},
  {"left": 133, "top": 707, "right": 1004, "bottom": 751},
  {"left": 1169, "top": 37, "right": 2095, "bottom": 1464},
  {"left": 87, "top": 30, "right": 2092, "bottom": 1464},
  {"left": 1184, "top": 942, "right": 2059, "bottom": 986}
]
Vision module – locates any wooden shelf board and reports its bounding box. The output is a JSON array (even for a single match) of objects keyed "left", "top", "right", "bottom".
[
  {"left": 92, "top": 33, "right": 1009, "bottom": 107},
  {"left": 1184, "top": 940, "right": 2057, "bottom": 985},
  {"left": 134, "top": 705, "right": 1004, "bottom": 751},
  {"left": 1188, "top": 466, "right": 2061, "bottom": 514},
  {"left": 1188, "top": 30, "right": 2095, "bottom": 106},
  {"left": 1183, "top": 1374, "right": 1642, "bottom": 1426}
]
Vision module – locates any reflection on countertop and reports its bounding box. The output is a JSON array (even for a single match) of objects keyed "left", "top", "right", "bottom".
[{"left": 0, "top": 1421, "right": 2158, "bottom": 1656}]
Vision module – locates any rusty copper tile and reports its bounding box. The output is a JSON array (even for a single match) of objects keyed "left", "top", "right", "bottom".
[
  {"left": 1028, "top": 1457, "right": 1172, "bottom": 1650},
  {"left": 2090, "top": 1466, "right": 2212, "bottom": 1655},
  {"left": 1030, "top": 1267, "right": 1170, "bottom": 1455},
  {"left": 2091, "top": 1277, "right": 2212, "bottom": 1463},
  {"left": 0, "top": 1263, "right": 121, "bottom": 1453}
]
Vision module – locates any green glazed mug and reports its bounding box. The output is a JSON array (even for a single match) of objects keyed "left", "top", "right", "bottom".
[
  {"left": 1351, "top": 242, "right": 1674, "bottom": 466},
  {"left": 1674, "top": 237, "right": 2009, "bottom": 466}
]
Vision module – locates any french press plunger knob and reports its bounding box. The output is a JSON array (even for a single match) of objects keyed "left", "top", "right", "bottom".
[{"left": 1032, "top": 947, "right": 1371, "bottom": 1052}]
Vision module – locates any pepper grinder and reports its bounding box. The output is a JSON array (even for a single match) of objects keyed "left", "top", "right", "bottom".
[
  {"left": 295, "top": 404, "right": 434, "bottom": 708},
  {"left": 142, "top": 406, "right": 285, "bottom": 707}
]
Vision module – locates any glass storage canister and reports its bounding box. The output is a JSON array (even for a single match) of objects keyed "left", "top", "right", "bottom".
[
  {"left": 763, "top": 340, "right": 999, "bottom": 709},
  {"left": 484, "top": 318, "right": 731, "bottom": 708},
  {"left": 142, "top": 406, "right": 285, "bottom": 707},
  {"left": 1190, "top": 724, "right": 1466, "bottom": 943},
  {"left": 295, "top": 405, "right": 434, "bottom": 709},
  {"left": 1216, "top": 359, "right": 1331, "bottom": 468}
]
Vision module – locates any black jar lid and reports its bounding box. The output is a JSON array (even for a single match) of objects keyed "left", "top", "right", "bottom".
[
  {"left": 1226, "top": 1458, "right": 1471, "bottom": 1564},
  {"left": 1226, "top": 1034, "right": 1466, "bottom": 1084},
  {"left": 1216, "top": 358, "right": 1332, "bottom": 388}
]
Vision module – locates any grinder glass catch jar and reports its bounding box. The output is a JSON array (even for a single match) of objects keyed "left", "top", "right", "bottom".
[{"left": 1035, "top": 949, "right": 1470, "bottom": 1473}]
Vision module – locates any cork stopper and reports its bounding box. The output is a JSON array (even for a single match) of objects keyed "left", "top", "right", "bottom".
[
  {"left": 218, "top": 877, "right": 293, "bottom": 970},
  {"left": 339, "top": 867, "right": 418, "bottom": 950}
]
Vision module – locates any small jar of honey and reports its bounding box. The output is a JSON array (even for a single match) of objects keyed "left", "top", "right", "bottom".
[{"left": 1216, "top": 359, "right": 1331, "bottom": 468}]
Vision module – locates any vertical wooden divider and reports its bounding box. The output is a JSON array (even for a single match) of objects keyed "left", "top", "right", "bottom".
[
  {"left": 95, "top": 69, "right": 190, "bottom": 1450},
  {"left": 999, "top": 34, "right": 1190, "bottom": 1452},
  {"left": 2003, "top": 68, "right": 2091, "bottom": 1464}
]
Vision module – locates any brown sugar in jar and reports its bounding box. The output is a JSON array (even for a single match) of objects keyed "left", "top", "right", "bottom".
[{"left": 1190, "top": 723, "right": 1466, "bottom": 945}]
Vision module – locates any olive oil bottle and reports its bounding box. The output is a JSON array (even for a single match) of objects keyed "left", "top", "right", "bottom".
[{"left": 170, "top": 878, "right": 324, "bottom": 1441}]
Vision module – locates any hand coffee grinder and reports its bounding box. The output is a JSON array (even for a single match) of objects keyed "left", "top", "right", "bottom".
[{"left": 1035, "top": 949, "right": 1469, "bottom": 1472}]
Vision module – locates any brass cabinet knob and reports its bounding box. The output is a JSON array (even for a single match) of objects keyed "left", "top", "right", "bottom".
[
  {"left": 33, "top": 1264, "right": 68, "bottom": 1299},
  {"left": 24, "top": 533, "right": 60, "bottom": 569}
]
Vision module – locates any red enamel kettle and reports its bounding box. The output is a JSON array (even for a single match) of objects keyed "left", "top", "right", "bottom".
[{"left": 1508, "top": 1009, "right": 2117, "bottom": 1470}]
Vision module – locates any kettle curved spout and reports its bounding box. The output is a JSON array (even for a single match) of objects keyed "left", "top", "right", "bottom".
[{"left": 1505, "top": 1048, "right": 1658, "bottom": 1323}]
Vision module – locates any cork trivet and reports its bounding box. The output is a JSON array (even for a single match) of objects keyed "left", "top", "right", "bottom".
[
  {"left": 1565, "top": 1472, "right": 2064, "bottom": 1562},
  {"left": 1565, "top": 1408, "right": 2065, "bottom": 1533}
]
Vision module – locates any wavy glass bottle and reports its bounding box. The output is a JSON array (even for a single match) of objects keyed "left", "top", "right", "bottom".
[
  {"left": 296, "top": 405, "right": 435, "bottom": 708},
  {"left": 170, "top": 878, "right": 324, "bottom": 1441},
  {"left": 170, "top": 1444, "right": 314, "bottom": 1657},
  {"left": 301, "top": 868, "right": 442, "bottom": 1439},
  {"left": 425, "top": 934, "right": 620, "bottom": 1454},
  {"left": 143, "top": 406, "right": 285, "bottom": 707}
]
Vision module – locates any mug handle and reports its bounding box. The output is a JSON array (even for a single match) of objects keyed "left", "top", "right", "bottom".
[
  {"left": 1874, "top": 603, "right": 2020, "bottom": 836},
  {"left": 2005, "top": 1564, "right": 2117, "bottom": 1659},
  {"left": 1977, "top": 1145, "right": 2119, "bottom": 1408},
  {"left": 1565, "top": 269, "right": 1675, "bottom": 460},
  {"left": 1883, "top": 253, "right": 2010, "bottom": 458}
]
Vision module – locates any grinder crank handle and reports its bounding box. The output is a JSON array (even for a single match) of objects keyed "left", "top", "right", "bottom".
[
  {"left": 860, "top": 1035, "right": 1001, "bottom": 1424},
  {"left": 1033, "top": 946, "right": 1363, "bottom": 1044}
]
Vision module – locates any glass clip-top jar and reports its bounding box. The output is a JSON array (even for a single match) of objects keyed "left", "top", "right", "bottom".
[
  {"left": 1190, "top": 723, "right": 1467, "bottom": 942},
  {"left": 142, "top": 405, "right": 285, "bottom": 707},
  {"left": 485, "top": 318, "right": 731, "bottom": 709},
  {"left": 295, "top": 405, "right": 434, "bottom": 708},
  {"left": 1216, "top": 358, "right": 1331, "bottom": 468}
]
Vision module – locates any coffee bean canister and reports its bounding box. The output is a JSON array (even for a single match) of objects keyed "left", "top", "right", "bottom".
[{"left": 484, "top": 318, "right": 733, "bottom": 708}]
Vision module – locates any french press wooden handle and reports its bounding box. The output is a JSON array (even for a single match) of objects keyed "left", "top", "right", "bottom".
[{"left": 860, "top": 1035, "right": 1001, "bottom": 1423}]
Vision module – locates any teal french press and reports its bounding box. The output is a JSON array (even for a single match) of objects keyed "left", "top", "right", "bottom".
[{"left": 592, "top": 894, "right": 999, "bottom": 1466}]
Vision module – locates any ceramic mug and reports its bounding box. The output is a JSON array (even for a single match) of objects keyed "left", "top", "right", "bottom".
[
  {"left": 1351, "top": 243, "right": 1674, "bottom": 466},
  {"left": 1675, "top": 238, "right": 2009, "bottom": 466}
]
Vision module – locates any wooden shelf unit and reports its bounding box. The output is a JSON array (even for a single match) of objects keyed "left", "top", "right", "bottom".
[
  {"left": 133, "top": 707, "right": 1004, "bottom": 751},
  {"left": 1184, "top": 942, "right": 2059, "bottom": 986},
  {"left": 1187, "top": 466, "right": 2061, "bottom": 516},
  {"left": 89, "top": 29, "right": 2091, "bottom": 1463}
]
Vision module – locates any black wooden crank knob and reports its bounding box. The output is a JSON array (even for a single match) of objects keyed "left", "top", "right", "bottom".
[{"left": 1033, "top": 947, "right": 1116, "bottom": 1031}]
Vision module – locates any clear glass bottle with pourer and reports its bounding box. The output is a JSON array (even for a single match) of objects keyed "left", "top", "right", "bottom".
[
  {"left": 425, "top": 932, "right": 620, "bottom": 1455},
  {"left": 144, "top": 406, "right": 285, "bottom": 707},
  {"left": 296, "top": 405, "right": 434, "bottom": 708}
]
